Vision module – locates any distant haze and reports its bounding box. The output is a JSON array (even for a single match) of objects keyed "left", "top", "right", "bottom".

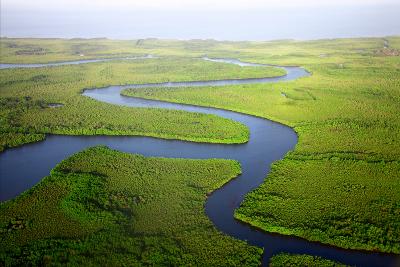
[{"left": 1, "top": 0, "right": 399, "bottom": 40}]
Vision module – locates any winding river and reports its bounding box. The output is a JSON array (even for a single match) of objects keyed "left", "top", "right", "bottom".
[{"left": 0, "top": 57, "right": 399, "bottom": 266}]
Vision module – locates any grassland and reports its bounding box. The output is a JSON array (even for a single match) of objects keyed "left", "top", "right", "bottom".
[
  {"left": 0, "top": 56, "right": 285, "bottom": 151},
  {"left": 0, "top": 146, "right": 262, "bottom": 265},
  {"left": 122, "top": 37, "right": 400, "bottom": 253},
  {"left": 269, "top": 253, "right": 349, "bottom": 267}
]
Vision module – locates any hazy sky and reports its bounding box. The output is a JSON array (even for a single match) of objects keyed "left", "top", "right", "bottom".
[{"left": 1, "top": 0, "right": 399, "bottom": 40}]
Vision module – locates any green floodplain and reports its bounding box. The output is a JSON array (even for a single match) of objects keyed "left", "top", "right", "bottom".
[{"left": 1, "top": 37, "right": 400, "bottom": 265}]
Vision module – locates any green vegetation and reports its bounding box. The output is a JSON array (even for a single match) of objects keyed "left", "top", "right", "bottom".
[
  {"left": 269, "top": 253, "right": 349, "bottom": 267},
  {"left": 0, "top": 56, "right": 285, "bottom": 151},
  {"left": 121, "top": 37, "right": 400, "bottom": 253},
  {"left": 0, "top": 146, "right": 262, "bottom": 266},
  {"left": 236, "top": 160, "right": 400, "bottom": 253},
  {"left": 0, "top": 38, "right": 149, "bottom": 63},
  {"left": 1, "top": 36, "right": 400, "bottom": 261}
]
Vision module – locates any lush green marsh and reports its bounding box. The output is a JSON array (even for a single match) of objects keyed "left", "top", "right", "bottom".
[
  {"left": 0, "top": 56, "right": 285, "bottom": 151},
  {"left": 269, "top": 253, "right": 349, "bottom": 267},
  {"left": 122, "top": 37, "right": 400, "bottom": 253},
  {"left": 0, "top": 146, "right": 262, "bottom": 265},
  {"left": 1, "top": 37, "right": 399, "bottom": 262}
]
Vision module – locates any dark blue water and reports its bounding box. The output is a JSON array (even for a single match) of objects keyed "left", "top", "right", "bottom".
[{"left": 0, "top": 58, "right": 399, "bottom": 266}]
